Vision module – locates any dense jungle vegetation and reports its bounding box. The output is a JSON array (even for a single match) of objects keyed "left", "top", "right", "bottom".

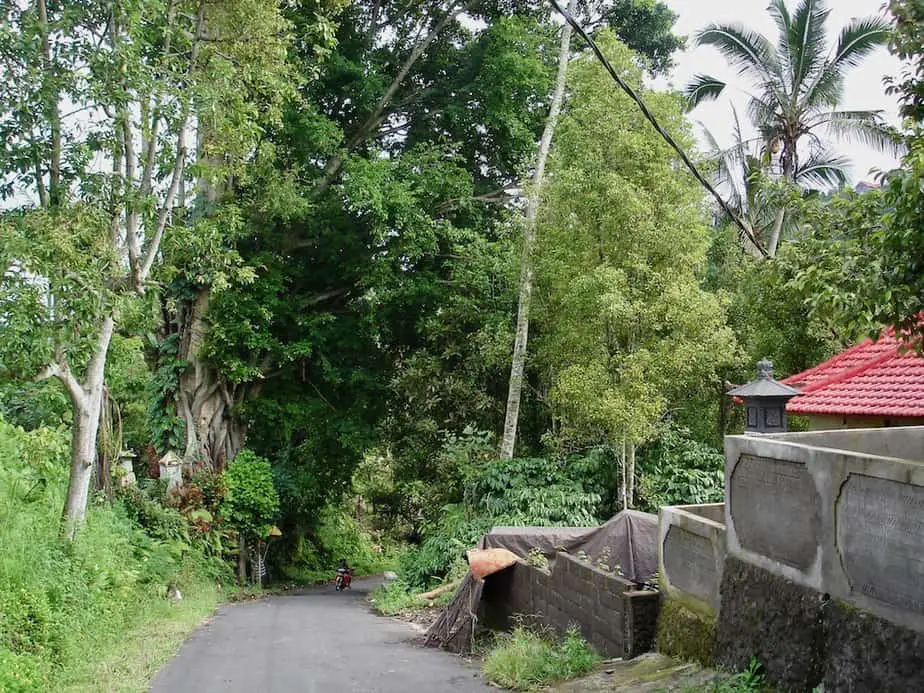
[{"left": 0, "top": 0, "right": 921, "bottom": 688}]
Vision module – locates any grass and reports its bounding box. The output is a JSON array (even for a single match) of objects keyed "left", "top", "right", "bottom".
[
  {"left": 482, "top": 626, "right": 600, "bottom": 690},
  {"left": 368, "top": 579, "right": 454, "bottom": 616},
  {"left": 678, "top": 658, "right": 768, "bottom": 693},
  {"left": 59, "top": 586, "right": 220, "bottom": 693},
  {"left": 0, "top": 418, "right": 228, "bottom": 693}
]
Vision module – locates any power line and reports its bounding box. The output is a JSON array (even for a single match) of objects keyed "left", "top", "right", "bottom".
[{"left": 547, "top": 0, "right": 769, "bottom": 258}]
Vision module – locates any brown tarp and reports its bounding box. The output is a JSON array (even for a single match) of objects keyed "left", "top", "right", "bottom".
[{"left": 424, "top": 509, "right": 659, "bottom": 653}]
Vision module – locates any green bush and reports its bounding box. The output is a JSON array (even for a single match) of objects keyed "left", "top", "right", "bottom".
[
  {"left": 482, "top": 626, "right": 600, "bottom": 690},
  {"left": 221, "top": 449, "right": 280, "bottom": 539},
  {"left": 637, "top": 424, "right": 725, "bottom": 511}
]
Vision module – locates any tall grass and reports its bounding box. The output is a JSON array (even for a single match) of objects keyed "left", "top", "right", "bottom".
[
  {"left": 0, "top": 418, "right": 226, "bottom": 692},
  {"left": 482, "top": 626, "right": 600, "bottom": 690}
]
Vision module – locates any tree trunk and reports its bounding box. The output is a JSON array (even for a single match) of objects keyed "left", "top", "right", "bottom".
[
  {"left": 499, "top": 0, "right": 575, "bottom": 460},
  {"left": 237, "top": 533, "right": 248, "bottom": 584},
  {"left": 618, "top": 438, "right": 628, "bottom": 511},
  {"left": 767, "top": 206, "right": 785, "bottom": 257},
  {"left": 62, "top": 394, "right": 102, "bottom": 539},
  {"left": 626, "top": 442, "right": 636, "bottom": 509},
  {"left": 60, "top": 316, "right": 114, "bottom": 539},
  {"left": 176, "top": 289, "right": 246, "bottom": 469}
]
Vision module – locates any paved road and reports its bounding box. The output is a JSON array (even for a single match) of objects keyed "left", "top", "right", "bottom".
[{"left": 150, "top": 577, "right": 490, "bottom": 693}]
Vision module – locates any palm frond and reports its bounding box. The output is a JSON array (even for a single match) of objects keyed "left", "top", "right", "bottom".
[
  {"left": 831, "top": 16, "right": 891, "bottom": 70},
  {"left": 822, "top": 114, "right": 906, "bottom": 157},
  {"left": 803, "top": 16, "right": 890, "bottom": 109},
  {"left": 795, "top": 148, "right": 849, "bottom": 189},
  {"left": 768, "top": 0, "right": 794, "bottom": 84},
  {"left": 788, "top": 0, "right": 831, "bottom": 97},
  {"left": 746, "top": 95, "right": 781, "bottom": 132},
  {"left": 694, "top": 24, "right": 778, "bottom": 83},
  {"left": 684, "top": 73, "right": 727, "bottom": 110}
]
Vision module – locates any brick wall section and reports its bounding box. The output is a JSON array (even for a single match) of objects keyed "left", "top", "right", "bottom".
[{"left": 480, "top": 552, "right": 660, "bottom": 659}]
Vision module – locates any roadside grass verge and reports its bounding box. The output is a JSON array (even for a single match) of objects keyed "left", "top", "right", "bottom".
[
  {"left": 369, "top": 580, "right": 454, "bottom": 616},
  {"left": 482, "top": 625, "right": 600, "bottom": 690},
  {"left": 59, "top": 585, "right": 221, "bottom": 693}
]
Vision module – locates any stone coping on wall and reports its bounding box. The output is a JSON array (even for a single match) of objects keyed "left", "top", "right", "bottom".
[
  {"left": 724, "top": 427, "right": 924, "bottom": 633},
  {"left": 658, "top": 504, "right": 726, "bottom": 612}
]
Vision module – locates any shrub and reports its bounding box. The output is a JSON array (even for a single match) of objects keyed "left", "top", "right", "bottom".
[
  {"left": 636, "top": 424, "right": 725, "bottom": 511},
  {"left": 482, "top": 626, "right": 600, "bottom": 690},
  {"left": 221, "top": 449, "right": 280, "bottom": 539}
]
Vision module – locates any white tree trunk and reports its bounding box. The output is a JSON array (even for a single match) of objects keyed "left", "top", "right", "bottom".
[
  {"left": 627, "top": 442, "right": 636, "bottom": 509},
  {"left": 767, "top": 206, "right": 785, "bottom": 258},
  {"left": 60, "top": 316, "right": 115, "bottom": 539},
  {"left": 499, "top": 0, "right": 575, "bottom": 460}
]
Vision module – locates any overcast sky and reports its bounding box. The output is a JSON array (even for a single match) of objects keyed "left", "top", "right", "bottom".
[{"left": 655, "top": 0, "right": 903, "bottom": 184}]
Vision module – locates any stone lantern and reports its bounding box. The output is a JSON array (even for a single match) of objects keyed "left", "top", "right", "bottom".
[
  {"left": 158, "top": 450, "right": 183, "bottom": 491},
  {"left": 728, "top": 358, "right": 801, "bottom": 434}
]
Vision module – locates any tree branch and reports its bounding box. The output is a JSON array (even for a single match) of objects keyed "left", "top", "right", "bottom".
[
  {"left": 314, "top": 0, "right": 470, "bottom": 193},
  {"left": 36, "top": 361, "right": 85, "bottom": 408}
]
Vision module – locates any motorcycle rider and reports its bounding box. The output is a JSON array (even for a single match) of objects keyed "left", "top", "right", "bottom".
[{"left": 335, "top": 558, "right": 352, "bottom": 590}]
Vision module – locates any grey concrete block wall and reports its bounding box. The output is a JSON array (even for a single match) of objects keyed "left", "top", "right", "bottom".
[{"left": 480, "top": 553, "right": 659, "bottom": 659}]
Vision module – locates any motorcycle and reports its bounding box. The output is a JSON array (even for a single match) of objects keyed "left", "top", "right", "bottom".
[{"left": 334, "top": 567, "right": 354, "bottom": 591}]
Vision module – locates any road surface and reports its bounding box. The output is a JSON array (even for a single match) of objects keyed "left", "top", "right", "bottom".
[{"left": 150, "top": 577, "right": 490, "bottom": 693}]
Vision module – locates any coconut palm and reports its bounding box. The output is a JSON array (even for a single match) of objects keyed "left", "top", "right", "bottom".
[
  {"left": 702, "top": 107, "right": 849, "bottom": 253},
  {"left": 686, "top": 0, "right": 896, "bottom": 255}
]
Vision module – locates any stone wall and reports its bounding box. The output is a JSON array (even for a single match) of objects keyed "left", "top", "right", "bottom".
[
  {"left": 480, "top": 552, "right": 659, "bottom": 659},
  {"left": 717, "top": 426, "right": 924, "bottom": 691},
  {"left": 724, "top": 428, "right": 924, "bottom": 631}
]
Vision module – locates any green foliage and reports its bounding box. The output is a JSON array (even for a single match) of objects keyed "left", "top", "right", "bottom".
[
  {"left": 711, "top": 658, "right": 766, "bottom": 693},
  {"left": 536, "top": 33, "right": 735, "bottom": 450},
  {"left": 221, "top": 450, "right": 280, "bottom": 540},
  {"left": 466, "top": 457, "right": 601, "bottom": 527},
  {"left": 482, "top": 626, "right": 600, "bottom": 690},
  {"left": 0, "top": 417, "right": 226, "bottom": 691},
  {"left": 636, "top": 425, "right": 725, "bottom": 511},
  {"left": 368, "top": 579, "right": 453, "bottom": 616},
  {"left": 146, "top": 334, "right": 188, "bottom": 455}
]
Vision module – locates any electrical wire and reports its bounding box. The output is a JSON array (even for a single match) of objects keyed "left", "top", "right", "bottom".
[{"left": 547, "top": 0, "right": 769, "bottom": 258}]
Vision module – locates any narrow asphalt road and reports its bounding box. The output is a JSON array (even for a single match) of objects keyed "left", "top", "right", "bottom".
[{"left": 150, "top": 577, "right": 491, "bottom": 693}]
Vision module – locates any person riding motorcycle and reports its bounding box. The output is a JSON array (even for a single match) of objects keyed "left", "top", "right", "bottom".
[{"left": 335, "top": 558, "right": 352, "bottom": 590}]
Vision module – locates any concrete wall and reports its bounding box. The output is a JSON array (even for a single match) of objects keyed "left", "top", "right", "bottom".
[
  {"left": 481, "top": 552, "right": 659, "bottom": 659},
  {"left": 764, "top": 425, "right": 924, "bottom": 462},
  {"left": 658, "top": 504, "right": 726, "bottom": 612},
  {"left": 717, "top": 426, "right": 924, "bottom": 691},
  {"left": 725, "top": 427, "right": 924, "bottom": 631}
]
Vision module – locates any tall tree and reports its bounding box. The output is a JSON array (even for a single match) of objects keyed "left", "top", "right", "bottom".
[
  {"left": 686, "top": 0, "right": 895, "bottom": 255},
  {"left": 534, "top": 34, "right": 734, "bottom": 508},
  {"left": 0, "top": 0, "right": 293, "bottom": 537},
  {"left": 499, "top": 0, "right": 576, "bottom": 461},
  {"left": 500, "top": 0, "right": 684, "bottom": 460}
]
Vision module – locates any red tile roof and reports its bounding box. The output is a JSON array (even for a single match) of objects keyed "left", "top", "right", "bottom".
[{"left": 782, "top": 332, "right": 924, "bottom": 418}]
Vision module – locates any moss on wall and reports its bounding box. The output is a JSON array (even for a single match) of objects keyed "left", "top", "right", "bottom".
[
  {"left": 714, "top": 557, "right": 824, "bottom": 692},
  {"left": 656, "top": 595, "right": 716, "bottom": 667},
  {"left": 824, "top": 598, "right": 924, "bottom": 692}
]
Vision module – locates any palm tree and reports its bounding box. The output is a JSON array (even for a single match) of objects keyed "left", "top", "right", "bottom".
[
  {"left": 701, "top": 107, "right": 849, "bottom": 254},
  {"left": 686, "top": 0, "right": 896, "bottom": 255}
]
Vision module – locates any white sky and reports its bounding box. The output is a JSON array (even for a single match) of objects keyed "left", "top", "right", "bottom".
[{"left": 655, "top": 0, "right": 903, "bottom": 184}]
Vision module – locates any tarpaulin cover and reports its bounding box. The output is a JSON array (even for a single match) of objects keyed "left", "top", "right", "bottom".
[{"left": 424, "top": 510, "right": 659, "bottom": 653}]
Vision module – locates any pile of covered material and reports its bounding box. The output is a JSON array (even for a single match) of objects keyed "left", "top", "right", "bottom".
[{"left": 424, "top": 510, "right": 658, "bottom": 653}]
